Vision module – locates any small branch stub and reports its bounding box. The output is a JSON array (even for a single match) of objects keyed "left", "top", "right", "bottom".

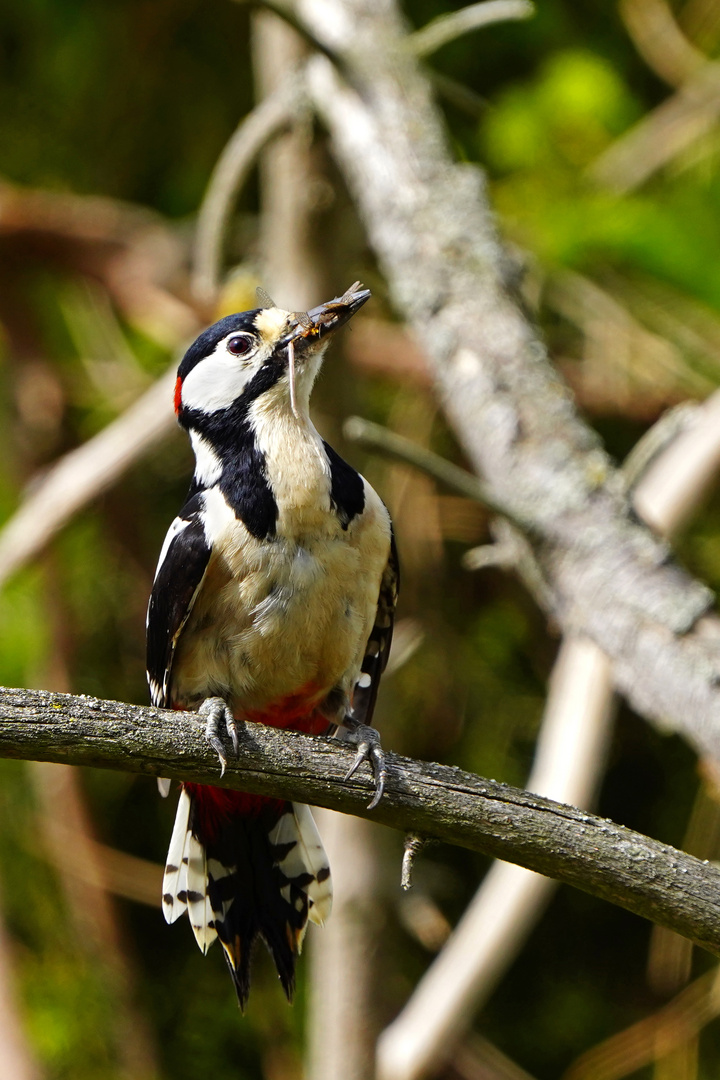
[{"left": 402, "top": 834, "right": 426, "bottom": 890}]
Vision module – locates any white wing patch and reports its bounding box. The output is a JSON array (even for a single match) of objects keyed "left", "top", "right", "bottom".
[{"left": 152, "top": 515, "right": 193, "bottom": 584}]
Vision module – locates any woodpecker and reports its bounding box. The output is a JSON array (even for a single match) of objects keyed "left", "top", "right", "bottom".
[{"left": 146, "top": 283, "right": 397, "bottom": 1008}]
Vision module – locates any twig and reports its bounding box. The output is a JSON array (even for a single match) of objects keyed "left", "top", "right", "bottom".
[
  {"left": 191, "top": 70, "right": 307, "bottom": 306},
  {"left": 0, "top": 366, "right": 178, "bottom": 589},
  {"left": 588, "top": 61, "right": 720, "bottom": 193},
  {"left": 232, "top": 0, "right": 342, "bottom": 66},
  {"left": 302, "top": 13, "right": 720, "bottom": 775},
  {"left": 621, "top": 403, "right": 700, "bottom": 491},
  {"left": 401, "top": 834, "right": 426, "bottom": 890},
  {"left": 409, "top": 0, "right": 534, "bottom": 58},
  {"left": 619, "top": 0, "right": 706, "bottom": 88},
  {"left": 454, "top": 1034, "right": 539, "bottom": 1080},
  {"left": 1, "top": 685, "right": 720, "bottom": 959},
  {"left": 38, "top": 820, "right": 160, "bottom": 907},
  {"left": 343, "top": 416, "right": 531, "bottom": 530},
  {"left": 632, "top": 390, "right": 720, "bottom": 534},
  {"left": 378, "top": 389, "right": 720, "bottom": 1080},
  {"left": 562, "top": 966, "right": 720, "bottom": 1080},
  {"left": 0, "top": 179, "right": 198, "bottom": 350}
]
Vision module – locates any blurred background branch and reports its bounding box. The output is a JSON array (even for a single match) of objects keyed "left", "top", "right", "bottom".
[
  {"left": 377, "top": 387, "right": 720, "bottom": 1080},
  {"left": 302, "top": 0, "right": 720, "bottom": 775},
  {"left": 408, "top": 0, "right": 535, "bottom": 57}
]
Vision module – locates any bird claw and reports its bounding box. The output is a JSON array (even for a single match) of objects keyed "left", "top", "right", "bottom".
[
  {"left": 343, "top": 722, "right": 386, "bottom": 810},
  {"left": 198, "top": 697, "right": 239, "bottom": 775}
]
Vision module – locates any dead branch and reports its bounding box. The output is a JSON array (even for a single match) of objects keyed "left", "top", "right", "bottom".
[
  {"left": 192, "top": 70, "right": 305, "bottom": 307},
  {"left": 408, "top": 0, "right": 534, "bottom": 58},
  {"left": 619, "top": 0, "right": 706, "bottom": 88},
  {"left": 589, "top": 60, "right": 720, "bottom": 192},
  {"left": 0, "top": 366, "right": 178, "bottom": 589},
  {"left": 295, "top": 0, "right": 720, "bottom": 772},
  {"left": 1, "top": 685, "right": 720, "bottom": 961}
]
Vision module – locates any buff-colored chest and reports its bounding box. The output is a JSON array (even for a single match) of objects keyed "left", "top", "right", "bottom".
[{"left": 171, "top": 462, "right": 391, "bottom": 719}]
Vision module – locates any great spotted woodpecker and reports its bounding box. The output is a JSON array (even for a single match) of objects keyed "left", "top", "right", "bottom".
[{"left": 146, "top": 283, "right": 397, "bottom": 1007}]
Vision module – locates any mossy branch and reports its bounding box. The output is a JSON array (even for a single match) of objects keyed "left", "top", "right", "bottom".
[{"left": 2, "top": 685, "right": 719, "bottom": 956}]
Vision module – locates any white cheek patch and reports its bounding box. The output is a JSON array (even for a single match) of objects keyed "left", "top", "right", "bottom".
[{"left": 181, "top": 342, "right": 259, "bottom": 413}]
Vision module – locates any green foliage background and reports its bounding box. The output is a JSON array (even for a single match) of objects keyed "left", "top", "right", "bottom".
[{"left": 1, "top": 1, "right": 720, "bottom": 1077}]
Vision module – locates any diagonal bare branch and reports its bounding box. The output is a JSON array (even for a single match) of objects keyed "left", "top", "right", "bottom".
[
  {"left": 297, "top": 0, "right": 720, "bottom": 772},
  {"left": 0, "top": 367, "right": 179, "bottom": 589},
  {"left": 377, "top": 392, "right": 720, "bottom": 1080},
  {"left": 409, "top": 0, "right": 534, "bottom": 58}
]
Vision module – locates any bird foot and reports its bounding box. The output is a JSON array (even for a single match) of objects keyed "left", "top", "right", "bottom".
[
  {"left": 343, "top": 720, "right": 386, "bottom": 810},
  {"left": 198, "top": 697, "right": 240, "bottom": 775}
]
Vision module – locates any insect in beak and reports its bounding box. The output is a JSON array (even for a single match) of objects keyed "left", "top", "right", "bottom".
[{"left": 282, "top": 286, "right": 371, "bottom": 419}]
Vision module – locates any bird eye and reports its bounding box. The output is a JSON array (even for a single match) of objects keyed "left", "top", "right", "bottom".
[{"left": 227, "top": 334, "right": 253, "bottom": 357}]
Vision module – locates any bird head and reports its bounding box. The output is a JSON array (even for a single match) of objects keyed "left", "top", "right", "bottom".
[{"left": 174, "top": 283, "right": 370, "bottom": 425}]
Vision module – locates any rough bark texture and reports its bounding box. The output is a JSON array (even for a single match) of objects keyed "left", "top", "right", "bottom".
[
  {"left": 288, "top": 0, "right": 720, "bottom": 766},
  {"left": 2, "top": 685, "right": 720, "bottom": 956}
]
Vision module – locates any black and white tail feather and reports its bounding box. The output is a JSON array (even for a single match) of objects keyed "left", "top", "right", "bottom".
[{"left": 162, "top": 790, "right": 332, "bottom": 1007}]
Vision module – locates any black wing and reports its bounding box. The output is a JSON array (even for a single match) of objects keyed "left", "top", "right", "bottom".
[
  {"left": 350, "top": 527, "right": 399, "bottom": 727},
  {"left": 146, "top": 493, "right": 212, "bottom": 708}
]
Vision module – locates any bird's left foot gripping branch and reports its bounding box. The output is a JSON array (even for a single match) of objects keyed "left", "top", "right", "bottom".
[{"left": 146, "top": 283, "right": 398, "bottom": 1008}]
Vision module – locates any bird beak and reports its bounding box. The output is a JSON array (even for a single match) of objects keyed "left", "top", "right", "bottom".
[{"left": 287, "top": 282, "right": 371, "bottom": 350}]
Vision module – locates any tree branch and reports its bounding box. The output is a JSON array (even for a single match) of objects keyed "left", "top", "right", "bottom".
[
  {"left": 343, "top": 415, "right": 530, "bottom": 528},
  {"left": 192, "top": 70, "right": 306, "bottom": 307},
  {"left": 409, "top": 0, "right": 534, "bottom": 58},
  {"left": 296, "top": 0, "right": 720, "bottom": 770},
  {"left": 378, "top": 392, "right": 720, "bottom": 1080},
  {"left": 0, "top": 366, "right": 179, "bottom": 589},
  {"left": 2, "top": 685, "right": 720, "bottom": 957}
]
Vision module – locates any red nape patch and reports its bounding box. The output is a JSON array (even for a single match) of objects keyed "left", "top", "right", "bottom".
[
  {"left": 173, "top": 375, "right": 183, "bottom": 415},
  {"left": 246, "top": 682, "right": 328, "bottom": 736}
]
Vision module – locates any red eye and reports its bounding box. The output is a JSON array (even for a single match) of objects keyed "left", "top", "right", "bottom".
[{"left": 227, "top": 335, "right": 253, "bottom": 356}]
